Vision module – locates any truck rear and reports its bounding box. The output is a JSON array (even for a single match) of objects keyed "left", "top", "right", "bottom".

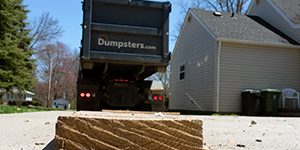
[{"left": 77, "top": 0, "right": 171, "bottom": 111}]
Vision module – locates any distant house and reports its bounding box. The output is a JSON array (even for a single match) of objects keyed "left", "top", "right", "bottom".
[
  {"left": 52, "top": 99, "right": 70, "bottom": 109},
  {"left": 169, "top": 0, "right": 300, "bottom": 113},
  {"left": 2, "top": 89, "right": 35, "bottom": 102}
]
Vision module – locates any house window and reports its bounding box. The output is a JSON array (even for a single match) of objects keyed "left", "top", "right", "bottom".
[
  {"left": 256, "top": 0, "right": 260, "bottom": 5},
  {"left": 179, "top": 62, "right": 186, "bottom": 81},
  {"left": 188, "top": 16, "right": 192, "bottom": 23},
  {"left": 7, "top": 93, "right": 10, "bottom": 99}
]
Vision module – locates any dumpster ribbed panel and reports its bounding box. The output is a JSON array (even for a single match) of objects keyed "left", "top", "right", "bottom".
[
  {"left": 219, "top": 42, "right": 300, "bottom": 113},
  {"left": 169, "top": 12, "right": 216, "bottom": 112}
]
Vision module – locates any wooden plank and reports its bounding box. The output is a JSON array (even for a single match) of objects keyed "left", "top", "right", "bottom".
[
  {"left": 101, "top": 110, "right": 181, "bottom": 115},
  {"left": 54, "top": 112, "right": 203, "bottom": 150}
]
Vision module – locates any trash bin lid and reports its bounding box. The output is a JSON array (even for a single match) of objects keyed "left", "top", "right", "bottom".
[
  {"left": 260, "top": 89, "right": 281, "bottom": 92},
  {"left": 242, "top": 89, "right": 260, "bottom": 93}
]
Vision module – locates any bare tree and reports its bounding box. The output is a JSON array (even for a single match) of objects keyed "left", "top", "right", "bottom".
[
  {"left": 33, "top": 81, "right": 48, "bottom": 106},
  {"left": 200, "top": 0, "right": 250, "bottom": 14},
  {"left": 35, "top": 41, "right": 65, "bottom": 107},
  {"left": 147, "top": 66, "right": 170, "bottom": 97},
  {"left": 28, "top": 12, "right": 64, "bottom": 50},
  {"left": 172, "top": 0, "right": 192, "bottom": 41},
  {"left": 51, "top": 48, "right": 79, "bottom": 101},
  {"left": 34, "top": 41, "right": 78, "bottom": 107},
  {"left": 13, "top": 91, "right": 24, "bottom": 108},
  {"left": 191, "top": 0, "right": 203, "bottom": 9}
]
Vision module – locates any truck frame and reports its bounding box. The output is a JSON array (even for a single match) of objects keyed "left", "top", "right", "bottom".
[{"left": 77, "top": 0, "right": 171, "bottom": 111}]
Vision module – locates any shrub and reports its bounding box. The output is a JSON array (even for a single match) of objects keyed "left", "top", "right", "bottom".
[
  {"left": 22, "top": 100, "right": 40, "bottom": 106},
  {"left": 70, "top": 99, "right": 77, "bottom": 110},
  {"left": 8, "top": 100, "right": 40, "bottom": 106},
  {"left": 8, "top": 100, "right": 16, "bottom": 106},
  {"left": 0, "top": 94, "right": 4, "bottom": 104}
]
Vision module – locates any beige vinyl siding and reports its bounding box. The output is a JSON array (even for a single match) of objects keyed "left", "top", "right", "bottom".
[
  {"left": 169, "top": 13, "right": 216, "bottom": 111},
  {"left": 247, "top": 0, "right": 300, "bottom": 44},
  {"left": 219, "top": 42, "right": 300, "bottom": 113}
]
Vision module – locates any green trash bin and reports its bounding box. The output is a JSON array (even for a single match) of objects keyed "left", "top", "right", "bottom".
[
  {"left": 260, "top": 89, "right": 281, "bottom": 116},
  {"left": 241, "top": 89, "right": 261, "bottom": 116}
]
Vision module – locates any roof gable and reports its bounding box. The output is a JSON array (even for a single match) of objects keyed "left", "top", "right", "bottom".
[
  {"left": 0, "top": 88, "right": 35, "bottom": 95},
  {"left": 248, "top": 15, "right": 299, "bottom": 45},
  {"left": 247, "top": 0, "right": 300, "bottom": 28},
  {"left": 191, "top": 8, "right": 298, "bottom": 45},
  {"left": 271, "top": 0, "right": 300, "bottom": 24},
  {"left": 53, "top": 99, "right": 69, "bottom": 103},
  {"left": 172, "top": 9, "right": 216, "bottom": 57}
]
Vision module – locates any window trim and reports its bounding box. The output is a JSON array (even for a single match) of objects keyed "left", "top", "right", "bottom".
[
  {"left": 256, "top": 0, "right": 261, "bottom": 5},
  {"left": 188, "top": 15, "right": 192, "bottom": 23},
  {"left": 179, "top": 61, "right": 186, "bottom": 81}
]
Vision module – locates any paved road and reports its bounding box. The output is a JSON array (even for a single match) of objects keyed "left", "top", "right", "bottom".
[
  {"left": 200, "top": 116, "right": 300, "bottom": 150},
  {"left": 0, "top": 111, "right": 299, "bottom": 150},
  {"left": 0, "top": 111, "right": 73, "bottom": 150}
]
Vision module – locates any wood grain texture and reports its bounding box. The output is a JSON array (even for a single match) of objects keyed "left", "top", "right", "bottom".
[{"left": 55, "top": 115, "right": 203, "bottom": 150}]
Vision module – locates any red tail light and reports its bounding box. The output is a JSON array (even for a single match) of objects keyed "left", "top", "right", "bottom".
[
  {"left": 80, "top": 93, "right": 85, "bottom": 97},
  {"left": 159, "top": 96, "right": 163, "bottom": 100},
  {"left": 153, "top": 95, "right": 158, "bottom": 100},
  {"left": 115, "top": 79, "right": 129, "bottom": 82},
  {"left": 86, "top": 93, "right": 91, "bottom": 98}
]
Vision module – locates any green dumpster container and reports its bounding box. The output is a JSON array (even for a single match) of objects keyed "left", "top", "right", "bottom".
[{"left": 260, "top": 89, "right": 281, "bottom": 116}]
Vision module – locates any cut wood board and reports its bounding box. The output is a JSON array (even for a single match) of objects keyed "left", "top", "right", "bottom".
[
  {"left": 55, "top": 111, "right": 203, "bottom": 150},
  {"left": 102, "top": 109, "right": 180, "bottom": 115}
]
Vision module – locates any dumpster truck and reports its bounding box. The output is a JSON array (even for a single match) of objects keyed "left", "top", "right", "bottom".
[{"left": 77, "top": 0, "right": 171, "bottom": 111}]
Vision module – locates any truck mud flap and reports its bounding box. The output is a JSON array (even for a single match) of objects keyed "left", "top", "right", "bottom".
[
  {"left": 77, "top": 99, "right": 100, "bottom": 111},
  {"left": 151, "top": 101, "right": 166, "bottom": 112}
]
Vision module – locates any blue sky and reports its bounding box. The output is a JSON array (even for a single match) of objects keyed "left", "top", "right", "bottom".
[{"left": 23, "top": 0, "right": 190, "bottom": 53}]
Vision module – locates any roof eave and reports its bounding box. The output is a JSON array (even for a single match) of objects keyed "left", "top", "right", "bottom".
[
  {"left": 171, "top": 9, "right": 217, "bottom": 61},
  {"left": 247, "top": 0, "right": 300, "bottom": 28},
  {"left": 245, "top": 0, "right": 255, "bottom": 15},
  {"left": 24, "top": 90, "right": 35, "bottom": 95},
  {"left": 217, "top": 38, "right": 300, "bottom": 49}
]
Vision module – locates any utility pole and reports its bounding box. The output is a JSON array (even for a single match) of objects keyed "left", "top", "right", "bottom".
[{"left": 47, "top": 61, "right": 52, "bottom": 108}]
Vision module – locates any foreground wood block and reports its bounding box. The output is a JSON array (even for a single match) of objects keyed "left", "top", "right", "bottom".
[{"left": 55, "top": 112, "right": 203, "bottom": 150}]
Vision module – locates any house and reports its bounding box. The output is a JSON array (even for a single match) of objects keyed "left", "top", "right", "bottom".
[
  {"left": 169, "top": 0, "right": 300, "bottom": 113},
  {"left": 2, "top": 89, "right": 35, "bottom": 102},
  {"left": 52, "top": 99, "right": 70, "bottom": 109},
  {"left": 247, "top": 0, "right": 300, "bottom": 44}
]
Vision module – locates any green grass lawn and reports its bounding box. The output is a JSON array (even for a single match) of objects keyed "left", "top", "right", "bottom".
[{"left": 0, "top": 105, "right": 69, "bottom": 114}]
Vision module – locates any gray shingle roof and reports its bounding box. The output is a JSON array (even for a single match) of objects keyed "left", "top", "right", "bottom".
[
  {"left": 271, "top": 0, "right": 300, "bottom": 24},
  {"left": 191, "top": 8, "right": 298, "bottom": 45}
]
